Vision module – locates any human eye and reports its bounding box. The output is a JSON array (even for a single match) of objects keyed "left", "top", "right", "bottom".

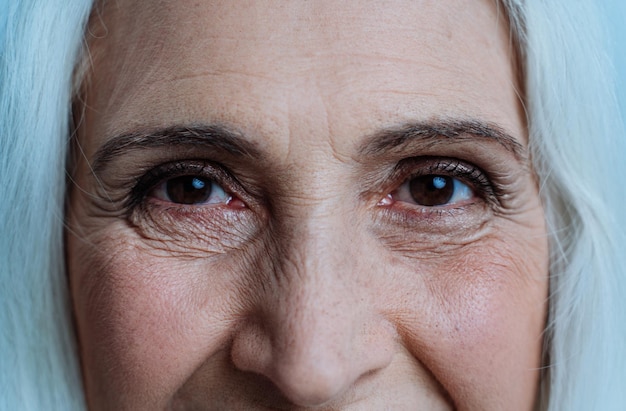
[
  {"left": 379, "top": 157, "right": 496, "bottom": 212},
  {"left": 130, "top": 160, "right": 246, "bottom": 210},
  {"left": 151, "top": 175, "right": 231, "bottom": 205},
  {"left": 117, "top": 159, "right": 258, "bottom": 248},
  {"left": 392, "top": 175, "right": 473, "bottom": 207}
]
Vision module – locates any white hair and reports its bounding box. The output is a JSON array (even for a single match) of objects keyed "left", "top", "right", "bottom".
[
  {"left": 0, "top": 0, "right": 92, "bottom": 409},
  {"left": 504, "top": 0, "right": 626, "bottom": 409},
  {"left": 0, "top": 0, "right": 624, "bottom": 410}
]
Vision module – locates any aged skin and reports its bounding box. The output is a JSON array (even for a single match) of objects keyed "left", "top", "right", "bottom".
[{"left": 67, "top": 0, "right": 548, "bottom": 409}]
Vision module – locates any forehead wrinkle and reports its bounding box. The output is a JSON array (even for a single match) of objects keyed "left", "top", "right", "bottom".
[{"left": 82, "top": 0, "right": 522, "bottom": 149}]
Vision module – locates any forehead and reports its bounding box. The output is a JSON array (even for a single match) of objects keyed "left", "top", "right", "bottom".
[{"left": 83, "top": 0, "right": 522, "bottom": 157}]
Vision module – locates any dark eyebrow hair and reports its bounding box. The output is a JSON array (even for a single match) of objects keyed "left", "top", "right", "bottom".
[
  {"left": 359, "top": 119, "right": 527, "bottom": 161},
  {"left": 91, "top": 125, "right": 262, "bottom": 174},
  {"left": 90, "top": 119, "right": 525, "bottom": 174}
]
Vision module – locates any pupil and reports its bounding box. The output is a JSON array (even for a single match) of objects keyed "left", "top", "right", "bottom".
[
  {"left": 165, "top": 176, "right": 212, "bottom": 204},
  {"left": 409, "top": 175, "right": 454, "bottom": 206}
]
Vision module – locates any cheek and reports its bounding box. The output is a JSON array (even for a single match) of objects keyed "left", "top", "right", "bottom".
[
  {"left": 388, "top": 232, "right": 548, "bottom": 408},
  {"left": 68, "top": 222, "right": 253, "bottom": 407}
]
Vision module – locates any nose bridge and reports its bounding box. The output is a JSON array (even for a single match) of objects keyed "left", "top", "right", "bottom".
[
  {"left": 268, "top": 155, "right": 355, "bottom": 286},
  {"left": 271, "top": 198, "right": 357, "bottom": 358},
  {"left": 279, "top": 197, "right": 351, "bottom": 280}
]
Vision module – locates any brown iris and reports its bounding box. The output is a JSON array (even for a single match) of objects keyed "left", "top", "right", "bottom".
[
  {"left": 409, "top": 175, "right": 454, "bottom": 206},
  {"left": 165, "top": 176, "right": 213, "bottom": 204}
]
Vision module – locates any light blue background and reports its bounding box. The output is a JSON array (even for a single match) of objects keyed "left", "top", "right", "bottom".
[{"left": 604, "top": 1, "right": 626, "bottom": 119}]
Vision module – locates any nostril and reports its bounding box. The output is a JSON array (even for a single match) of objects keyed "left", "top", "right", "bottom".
[{"left": 231, "top": 320, "right": 273, "bottom": 375}]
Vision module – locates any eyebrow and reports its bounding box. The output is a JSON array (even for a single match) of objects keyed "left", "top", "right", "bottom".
[
  {"left": 91, "top": 118, "right": 526, "bottom": 173},
  {"left": 359, "top": 118, "right": 526, "bottom": 161},
  {"left": 91, "top": 125, "right": 262, "bottom": 174}
]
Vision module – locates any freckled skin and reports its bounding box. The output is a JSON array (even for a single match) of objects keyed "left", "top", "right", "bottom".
[{"left": 67, "top": 1, "right": 549, "bottom": 410}]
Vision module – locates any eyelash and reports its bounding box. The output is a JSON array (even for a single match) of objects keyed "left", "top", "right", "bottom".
[
  {"left": 127, "top": 160, "right": 242, "bottom": 210},
  {"left": 385, "top": 157, "right": 498, "bottom": 207}
]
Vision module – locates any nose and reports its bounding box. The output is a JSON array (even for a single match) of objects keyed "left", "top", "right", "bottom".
[{"left": 230, "top": 216, "right": 394, "bottom": 406}]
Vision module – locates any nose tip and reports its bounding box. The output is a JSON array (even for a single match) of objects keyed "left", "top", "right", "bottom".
[
  {"left": 267, "top": 344, "right": 354, "bottom": 406},
  {"left": 231, "top": 308, "right": 394, "bottom": 407}
]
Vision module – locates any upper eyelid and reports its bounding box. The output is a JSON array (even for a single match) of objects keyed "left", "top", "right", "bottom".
[{"left": 393, "top": 157, "right": 490, "bottom": 185}]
